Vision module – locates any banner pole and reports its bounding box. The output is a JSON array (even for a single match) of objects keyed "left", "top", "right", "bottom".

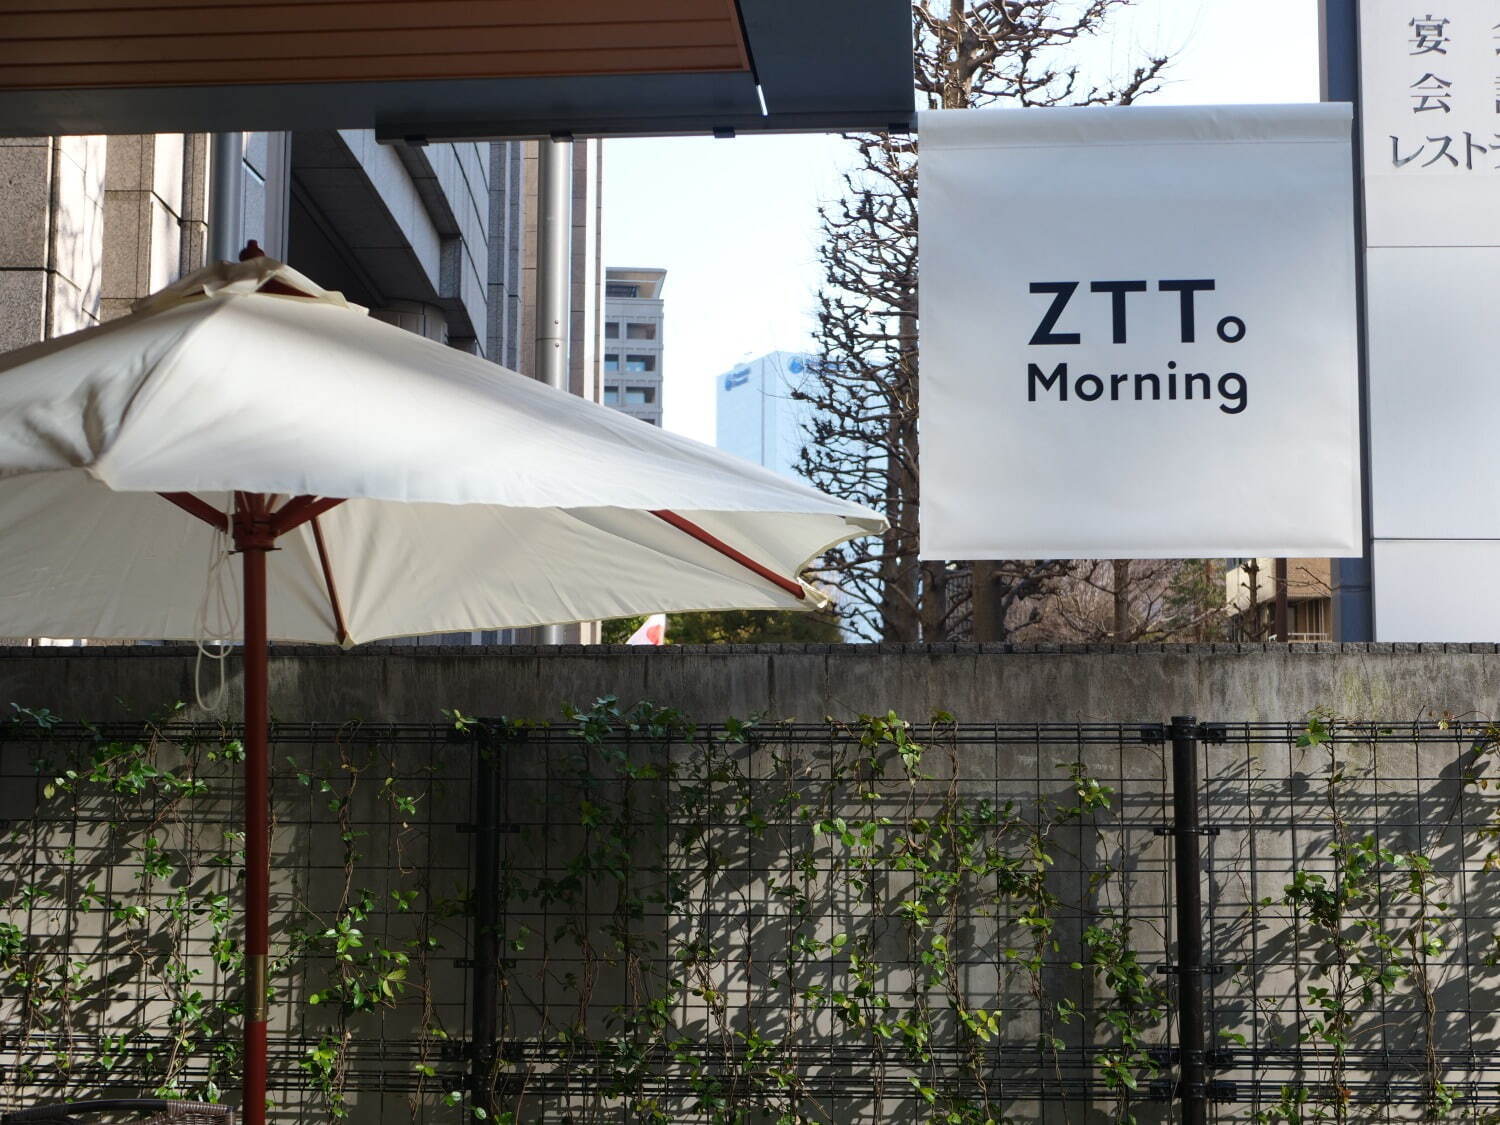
[
  {"left": 1321, "top": 0, "right": 1376, "bottom": 640},
  {"left": 1170, "top": 716, "right": 1208, "bottom": 1125}
]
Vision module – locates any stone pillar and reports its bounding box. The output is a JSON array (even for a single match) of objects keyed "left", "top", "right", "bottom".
[
  {"left": 101, "top": 134, "right": 203, "bottom": 320},
  {"left": 0, "top": 135, "right": 107, "bottom": 351}
]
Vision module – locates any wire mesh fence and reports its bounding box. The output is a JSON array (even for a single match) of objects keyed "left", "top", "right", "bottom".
[
  {"left": 1200, "top": 720, "right": 1500, "bottom": 1121},
  {"left": 0, "top": 717, "right": 476, "bottom": 1123},
  {"left": 481, "top": 714, "right": 1176, "bottom": 1123},
  {"left": 1, "top": 708, "right": 1499, "bottom": 1122}
]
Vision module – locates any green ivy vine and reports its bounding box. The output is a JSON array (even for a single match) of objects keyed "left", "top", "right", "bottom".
[
  {"left": 1253, "top": 715, "right": 1461, "bottom": 1123},
  {"left": 478, "top": 699, "right": 1165, "bottom": 1124},
  {"left": 0, "top": 704, "right": 464, "bottom": 1121},
  {"left": 0, "top": 699, "right": 1222, "bottom": 1123}
]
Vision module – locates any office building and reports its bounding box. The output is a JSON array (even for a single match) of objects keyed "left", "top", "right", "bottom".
[
  {"left": 601, "top": 267, "right": 665, "bottom": 427},
  {"left": 715, "top": 351, "right": 819, "bottom": 482}
]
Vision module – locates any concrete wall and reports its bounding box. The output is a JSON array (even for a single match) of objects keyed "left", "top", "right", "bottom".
[
  {"left": 2, "top": 643, "right": 1496, "bottom": 725},
  {"left": 3, "top": 643, "right": 1494, "bottom": 1120}
]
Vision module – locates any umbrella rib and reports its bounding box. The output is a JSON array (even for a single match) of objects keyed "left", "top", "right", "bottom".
[
  {"left": 308, "top": 515, "right": 349, "bottom": 646},
  {"left": 649, "top": 509, "right": 806, "bottom": 600},
  {"left": 159, "top": 491, "right": 229, "bottom": 531},
  {"left": 272, "top": 495, "right": 345, "bottom": 536},
  {"left": 159, "top": 493, "right": 344, "bottom": 538}
]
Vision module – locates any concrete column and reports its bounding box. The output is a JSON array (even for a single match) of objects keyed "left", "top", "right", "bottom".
[
  {"left": 208, "top": 132, "right": 244, "bottom": 264},
  {"left": 534, "top": 136, "right": 572, "bottom": 393},
  {"left": 572, "top": 138, "right": 603, "bottom": 405},
  {"left": 534, "top": 138, "right": 573, "bottom": 647}
]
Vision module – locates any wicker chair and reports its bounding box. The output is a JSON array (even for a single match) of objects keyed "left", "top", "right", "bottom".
[{"left": 1, "top": 1100, "right": 235, "bottom": 1125}]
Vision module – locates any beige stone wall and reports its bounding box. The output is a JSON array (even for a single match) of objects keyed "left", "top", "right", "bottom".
[{"left": 0, "top": 133, "right": 212, "bottom": 348}]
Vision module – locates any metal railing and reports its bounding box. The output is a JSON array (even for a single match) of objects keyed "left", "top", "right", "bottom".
[{"left": 1, "top": 715, "right": 1496, "bottom": 1121}]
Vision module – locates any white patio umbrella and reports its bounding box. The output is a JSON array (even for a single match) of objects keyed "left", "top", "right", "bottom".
[{"left": 0, "top": 253, "right": 883, "bottom": 1123}]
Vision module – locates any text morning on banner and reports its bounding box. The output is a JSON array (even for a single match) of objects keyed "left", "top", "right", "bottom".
[{"left": 917, "top": 104, "right": 1361, "bottom": 560}]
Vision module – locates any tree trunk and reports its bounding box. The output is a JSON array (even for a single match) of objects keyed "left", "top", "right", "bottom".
[
  {"left": 1244, "top": 558, "right": 1263, "bottom": 640},
  {"left": 920, "top": 560, "right": 949, "bottom": 640},
  {"left": 1200, "top": 559, "right": 1214, "bottom": 641},
  {"left": 1112, "top": 559, "right": 1131, "bottom": 640},
  {"left": 972, "top": 560, "right": 996, "bottom": 641},
  {"left": 804, "top": 1, "right": 1169, "bottom": 642},
  {"left": 886, "top": 307, "right": 923, "bottom": 641},
  {"left": 1273, "top": 557, "right": 1289, "bottom": 641}
]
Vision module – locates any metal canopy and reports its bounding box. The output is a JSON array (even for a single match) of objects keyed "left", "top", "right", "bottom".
[{"left": 0, "top": 0, "right": 914, "bottom": 139}]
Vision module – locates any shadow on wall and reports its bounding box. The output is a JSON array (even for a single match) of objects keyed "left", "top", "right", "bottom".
[{"left": 2, "top": 702, "right": 1498, "bottom": 1121}]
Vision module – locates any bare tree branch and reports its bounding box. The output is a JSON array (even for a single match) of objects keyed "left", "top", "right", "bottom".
[{"left": 799, "top": 0, "right": 1172, "bottom": 640}]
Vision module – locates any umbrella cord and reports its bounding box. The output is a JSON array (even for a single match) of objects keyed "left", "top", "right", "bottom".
[{"left": 194, "top": 494, "right": 240, "bottom": 713}]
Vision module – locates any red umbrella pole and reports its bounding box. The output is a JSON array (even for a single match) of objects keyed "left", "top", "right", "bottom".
[
  {"left": 163, "top": 486, "right": 345, "bottom": 1125},
  {"left": 236, "top": 498, "right": 272, "bottom": 1125}
]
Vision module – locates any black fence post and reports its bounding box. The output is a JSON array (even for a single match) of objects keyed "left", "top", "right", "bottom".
[
  {"left": 470, "top": 728, "right": 500, "bottom": 1120},
  {"left": 1170, "top": 715, "right": 1208, "bottom": 1125}
]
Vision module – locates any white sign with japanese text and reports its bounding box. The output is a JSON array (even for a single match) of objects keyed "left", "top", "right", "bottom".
[
  {"left": 918, "top": 104, "right": 1362, "bottom": 560},
  {"left": 1358, "top": 0, "right": 1500, "bottom": 638},
  {"left": 1361, "top": 1, "right": 1500, "bottom": 246}
]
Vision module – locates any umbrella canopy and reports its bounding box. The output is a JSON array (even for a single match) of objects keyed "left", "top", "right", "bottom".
[
  {"left": 0, "top": 257, "right": 882, "bottom": 643},
  {"left": 0, "top": 254, "right": 884, "bottom": 1124}
]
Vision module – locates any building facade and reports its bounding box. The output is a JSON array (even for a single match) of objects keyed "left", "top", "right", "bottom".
[
  {"left": 601, "top": 267, "right": 666, "bottom": 427},
  {"left": 714, "top": 350, "right": 818, "bottom": 482},
  {"left": 0, "top": 130, "right": 521, "bottom": 364},
  {"left": 1225, "top": 558, "right": 1333, "bottom": 642},
  {"left": 0, "top": 129, "right": 604, "bottom": 645}
]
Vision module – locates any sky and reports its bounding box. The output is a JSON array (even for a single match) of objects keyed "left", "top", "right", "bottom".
[{"left": 601, "top": 0, "right": 1322, "bottom": 445}]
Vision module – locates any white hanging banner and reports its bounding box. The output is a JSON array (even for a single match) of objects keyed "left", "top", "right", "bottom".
[{"left": 918, "top": 104, "right": 1362, "bottom": 560}]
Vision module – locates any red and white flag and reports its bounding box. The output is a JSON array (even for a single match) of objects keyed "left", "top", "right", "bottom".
[{"left": 626, "top": 613, "right": 667, "bottom": 646}]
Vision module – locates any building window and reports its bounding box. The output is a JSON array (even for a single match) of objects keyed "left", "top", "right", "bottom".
[
  {"left": 604, "top": 322, "right": 620, "bottom": 339},
  {"left": 624, "top": 354, "right": 656, "bottom": 373},
  {"left": 626, "top": 322, "right": 657, "bottom": 340},
  {"left": 603, "top": 386, "right": 619, "bottom": 405},
  {"left": 604, "top": 353, "right": 619, "bottom": 372},
  {"left": 606, "top": 283, "right": 639, "bottom": 298},
  {"left": 1292, "top": 597, "right": 1331, "bottom": 642},
  {"left": 625, "top": 386, "right": 655, "bottom": 405}
]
